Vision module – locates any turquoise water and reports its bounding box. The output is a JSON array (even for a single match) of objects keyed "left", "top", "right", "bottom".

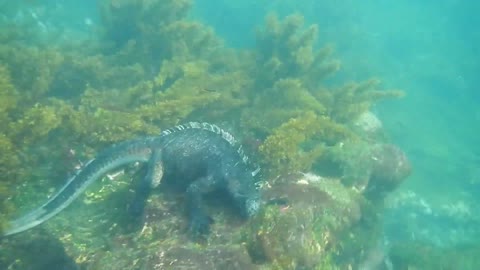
[{"left": 0, "top": 0, "right": 479, "bottom": 269}]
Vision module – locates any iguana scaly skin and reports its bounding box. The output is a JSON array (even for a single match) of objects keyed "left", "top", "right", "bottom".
[{"left": 3, "top": 122, "right": 260, "bottom": 238}]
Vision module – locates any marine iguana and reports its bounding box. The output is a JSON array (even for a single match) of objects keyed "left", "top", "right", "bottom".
[{"left": 3, "top": 122, "right": 261, "bottom": 239}]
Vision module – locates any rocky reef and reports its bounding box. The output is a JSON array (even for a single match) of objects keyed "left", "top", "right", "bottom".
[
  {"left": 0, "top": 0, "right": 413, "bottom": 269},
  {"left": 244, "top": 172, "right": 367, "bottom": 269}
]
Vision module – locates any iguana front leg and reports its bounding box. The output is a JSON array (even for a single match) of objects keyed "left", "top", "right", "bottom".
[{"left": 185, "top": 175, "right": 218, "bottom": 239}]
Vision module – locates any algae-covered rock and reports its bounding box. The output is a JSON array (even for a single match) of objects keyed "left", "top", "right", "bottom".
[
  {"left": 351, "top": 111, "right": 384, "bottom": 140},
  {"left": 367, "top": 143, "right": 412, "bottom": 197},
  {"left": 0, "top": 229, "right": 79, "bottom": 270},
  {"left": 329, "top": 141, "right": 411, "bottom": 198},
  {"left": 40, "top": 173, "right": 259, "bottom": 269},
  {"left": 91, "top": 244, "right": 257, "bottom": 270},
  {"left": 244, "top": 172, "right": 364, "bottom": 269}
]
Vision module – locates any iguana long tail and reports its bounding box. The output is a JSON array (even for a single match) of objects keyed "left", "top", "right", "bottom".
[{"left": 3, "top": 138, "right": 155, "bottom": 236}]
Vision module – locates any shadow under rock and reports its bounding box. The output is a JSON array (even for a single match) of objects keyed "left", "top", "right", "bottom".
[{"left": 0, "top": 228, "right": 79, "bottom": 270}]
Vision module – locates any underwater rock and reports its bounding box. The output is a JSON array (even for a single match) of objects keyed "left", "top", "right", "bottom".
[
  {"left": 327, "top": 140, "right": 410, "bottom": 198},
  {"left": 366, "top": 144, "right": 412, "bottom": 197},
  {"left": 46, "top": 187, "right": 259, "bottom": 269},
  {"left": 244, "top": 172, "right": 363, "bottom": 269},
  {"left": 0, "top": 229, "right": 79, "bottom": 270},
  {"left": 352, "top": 111, "right": 383, "bottom": 139},
  {"left": 146, "top": 245, "right": 256, "bottom": 270},
  {"left": 90, "top": 243, "right": 257, "bottom": 270}
]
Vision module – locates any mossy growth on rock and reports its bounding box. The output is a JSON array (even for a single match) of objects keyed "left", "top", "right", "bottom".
[
  {"left": 327, "top": 141, "right": 412, "bottom": 199},
  {"left": 0, "top": 229, "right": 78, "bottom": 270},
  {"left": 243, "top": 172, "right": 378, "bottom": 269}
]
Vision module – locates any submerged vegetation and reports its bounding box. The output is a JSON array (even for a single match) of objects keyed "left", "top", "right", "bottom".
[{"left": 0, "top": 0, "right": 417, "bottom": 269}]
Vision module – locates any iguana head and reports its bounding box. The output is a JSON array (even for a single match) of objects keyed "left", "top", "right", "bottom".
[{"left": 226, "top": 166, "right": 261, "bottom": 218}]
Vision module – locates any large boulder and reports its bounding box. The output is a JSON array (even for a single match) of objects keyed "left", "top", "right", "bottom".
[
  {"left": 0, "top": 229, "right": 79, "bottom": 270},
  {"left": 329, "top": 141, "right": 411, "bottom": 198},
  {"left": 366, "top": 143, "right": 412, "bottom": 197},
  {"left": 244, "top": 172, "right": 371, "bottom": 269}
]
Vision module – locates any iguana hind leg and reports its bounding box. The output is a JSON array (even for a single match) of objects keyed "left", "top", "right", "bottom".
[{"left": 128, "top": 149, "right": 163, "bottom": 219}]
